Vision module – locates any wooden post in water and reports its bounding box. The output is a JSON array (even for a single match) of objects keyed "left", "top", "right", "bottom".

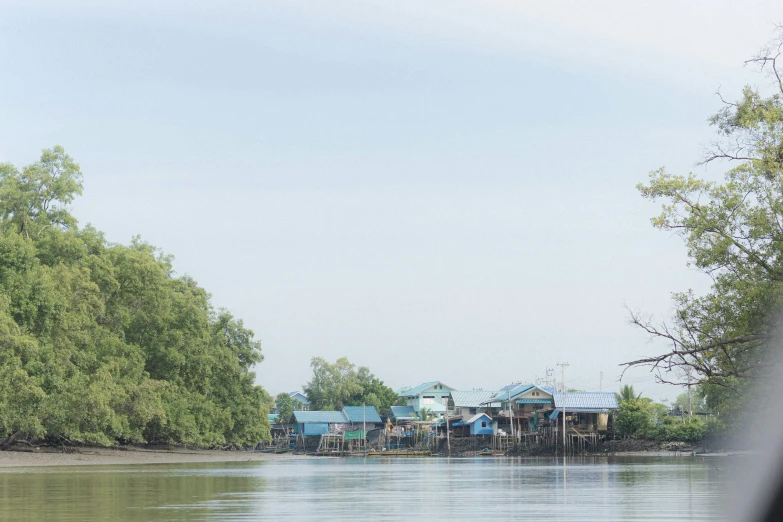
[
  {"left": 446, "top": 415, "right": 450, "bottom": 456},
  {"left": 558, "top": 362, "right": 569, "bottom": 456},
  {"left": 508, "top": 388, "right": 514, "bottom": 440}
]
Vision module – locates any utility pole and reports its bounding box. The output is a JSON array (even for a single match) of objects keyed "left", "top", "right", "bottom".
[
  {"left": 362, "top": 403, "right": 367, "bottom": 457},
  {"left": 686, "top": 370, "right": 693, "bottom": 421},
  {"left": 558, "top": 362, "right": 569, "bottom": 455},
  {"left": 508, "top": 387, "right": 514, "bottom": 439}
]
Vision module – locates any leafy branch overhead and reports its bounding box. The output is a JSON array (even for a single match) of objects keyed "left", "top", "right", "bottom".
[{"left": 625, "top": 28, "right": 783, "bottom": 414}]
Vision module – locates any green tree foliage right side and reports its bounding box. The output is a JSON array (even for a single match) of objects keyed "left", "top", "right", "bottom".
[
  {"left": 613, "top": 386, "right": 708, "bottom": 443},
  {"left": 626, "top": 29, "right": 783, "bottom": 424},
  {"left": 0, "top": 147, "right": 272, "bottom": 449}
]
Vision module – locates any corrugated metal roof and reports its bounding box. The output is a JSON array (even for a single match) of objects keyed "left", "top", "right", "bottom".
[
  {"left": 516, "top": 398, "right": 553, "bottom": 405},
  {"left": 397, "top": 382, "right": 437, "bottom": 397},
  {"left": 466, "top": 413, "right": 492, "bottom": 425},
  {"left": 292, "top": 410, "right": 348, "bottom": 423},
  {"left": 343, "top": 406, "right": 382, "bottom": 423},
  {"left": 451, "top": 390, "right": 499, "bottom": 408},
  {"left": 398, "top": 381, "right": 454, "bottom": 397},
  {"left": 389, "top": 406, "right": 419, "bottom": 420},
  {"left": 553, "top": 392, "right": 618, "bottom": 410},
  {"left": 268, "top": 414, "right": 280, "bottom": 423},
  {"left": 488, "top": 384, "right": 535, "bottom": 403}
]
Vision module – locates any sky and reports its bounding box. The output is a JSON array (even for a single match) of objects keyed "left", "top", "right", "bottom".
[{"left": 1, "top": 1, "right": 781, "bottom": 401}]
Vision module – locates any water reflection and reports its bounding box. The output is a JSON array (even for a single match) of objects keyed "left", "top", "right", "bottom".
[
  {"left": 0, "top": 462, "right": 267, "bottom": 521},
  {"left": 0, "top": 457, "right": 725, "bottom": 521}
]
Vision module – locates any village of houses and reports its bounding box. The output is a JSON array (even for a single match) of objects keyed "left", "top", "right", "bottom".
[{"left": 267, "top": 381, "right": 620, "bottom": 456}]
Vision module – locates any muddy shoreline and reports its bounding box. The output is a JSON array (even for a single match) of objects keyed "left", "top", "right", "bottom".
[
  {"left": 0, "top": 439, "right": 741, "bottom": 467},
  {"left": 0, "top": 446, "right": 304, "bottom": 468}
]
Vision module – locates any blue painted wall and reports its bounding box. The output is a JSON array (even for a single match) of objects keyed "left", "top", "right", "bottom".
[
  {"left": 404, "top": 384, "right": 454, "bottom": 415},
  {"left": 295, "top": 423, "right": 329, "bottom": 436},
  {"left": 469, "top": 415, "right": 493, "bottom": 435}
]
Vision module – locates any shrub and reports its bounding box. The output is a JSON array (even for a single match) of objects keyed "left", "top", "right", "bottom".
[{"left": 649, "top": 418, "right": 706, "bottom": 442}]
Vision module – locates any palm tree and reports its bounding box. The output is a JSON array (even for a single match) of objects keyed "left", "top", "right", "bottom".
[
  {"left": 418, "top": 407, "right": 433, "bottom": 421},
  {"left": 616, "top": 384, "right": 641, "bottom": 404}
]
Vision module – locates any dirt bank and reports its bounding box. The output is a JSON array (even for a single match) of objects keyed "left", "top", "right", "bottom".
[{"left": 0, "top": 446, "right": 303, "bottom": 468}]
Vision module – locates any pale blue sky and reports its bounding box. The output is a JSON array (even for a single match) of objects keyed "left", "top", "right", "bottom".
[{"left": 1, "top": 1, "right": 780, "bottom": 400}]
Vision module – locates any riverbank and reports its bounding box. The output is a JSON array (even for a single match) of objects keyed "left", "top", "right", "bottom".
[{"left": 0, "top": 446, "right": 303, "bottom": 468}]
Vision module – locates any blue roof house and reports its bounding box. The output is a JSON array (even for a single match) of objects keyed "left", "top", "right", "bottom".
[
  {"left": 450, "top": 390, "right": 500, "bottom": 419},
  {"left": 483, "top": 384, "right": 555, "bottom": 432},
  {"left": 466, "top": 413, "right": 494, "bottom": 435},
  {"left": 389, "top": 406, "right": 420, "bottom": 423},
  {"left": 288, "top": 391, "right": 310, "bottom": 410},
  {"left": 398, "top": 381, "right": 456, "bottom": 417},
  {"left": 291, "top": 410, "right": 348, "bottom": 436},
  {"left": 343, "top": 406, "right": 383, "bottom": 427},
  {"left": 272, "top": 391, "right": 310, "bottom": 415},
  {"left": 550, "top": 392, "right": 619, "bottom": 432},
  {"left": 291, "top": 406, "right": 383, "bottom": 436}
]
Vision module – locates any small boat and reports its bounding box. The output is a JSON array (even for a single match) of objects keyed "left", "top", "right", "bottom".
[{"left": 478, "top": 450, "right": 505, "bottom": 456}]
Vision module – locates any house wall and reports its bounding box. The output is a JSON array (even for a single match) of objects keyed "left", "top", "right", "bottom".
[
  {"left": 573, "top": 413, "right": 606, "bottom": 430},
  {"left": 455, "top": 406, "right": 492, "bottom": 418},
  {"left": 296, "top": 423, "right": 329, "bottom": 436},
  {"left": 516, "top": 390, "right": 553, "bottom": 413},
  {"left": 290, "top": 393, "right": 310, "bottom": 410},
  {"left": 513, "top": 389, "right": 554, "bottom": 422},
  {"left": 470, "top": 416, "right": 493, "bottom": 435},
  {"left": 519, "top": 389, "right": 553, "bottom": 401},
  {"left": 406, "top": 388, "right": 453, "bottom": 414}
]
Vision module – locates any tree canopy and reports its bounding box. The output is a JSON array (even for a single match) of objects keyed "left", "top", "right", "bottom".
[
  {"left": 274, "top": 393, "right": 301, "bottom": 423},
  {"left": 303, "top": 357, "right": 400, "bottom": 414},
  {"left": 0, "top": 147, "right": 272, "bottom": 449},
  {"left": 615, "top": 384, "right": 641, "bottom": 404},
  {"left": 625, "top": 29, "right": 783, "bottom": 418}
]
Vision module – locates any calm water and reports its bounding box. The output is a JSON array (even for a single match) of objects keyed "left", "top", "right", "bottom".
[{"left": 0, "top": 457, "right": 727, "bottom": 521}]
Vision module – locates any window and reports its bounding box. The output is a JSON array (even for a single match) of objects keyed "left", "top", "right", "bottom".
[
  {"left": 481, "top": 421, "right": 487, "bottom": 428},
  {"left": 441, "top": 396, "right": 449, "bottom": 406},
  {"left": 469, "top": 408, "right": 477, "bottom": 415},
  {"left": 422, "top": 396, "right": 435, "bottom": 405}
]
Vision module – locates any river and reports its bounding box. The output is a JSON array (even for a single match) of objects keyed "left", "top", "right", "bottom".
[{"left": 0, "top": 456, "right": 727, "bottom": 520}]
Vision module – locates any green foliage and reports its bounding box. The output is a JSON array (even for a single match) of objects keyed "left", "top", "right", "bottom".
[
  {"left": 0, "top": 145, "right": 83, "bottom": 239},
  {"left": 0, "top": 147, "right": 271, "bottom": 449},
  {"left": 303, "top": 356, "right": 398, "bottom": 414},
  {"left": 613, "top": 383, "right": 708, "bottom": 442},
  {"left": 671, "top": 387, "right": 707, "bottom": 413},
  {"left": 615, "top": 398, "right": 653, "bottom": 437},
  {"left": 649, "top": 418, "right": 707, "bottom": 443},
  {"left": 274, "top": 393, "right": 301, "bottom": 424},
  {"left": 615, "top": 384, "right": 641, "bottom": 403},
  {"left": 628, "top": 30, "right": 783, "bottom": 418}
]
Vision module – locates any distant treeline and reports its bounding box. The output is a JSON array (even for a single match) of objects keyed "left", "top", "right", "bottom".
[{"left": 0, "top": 147, "right": 271, "bottom": 449}]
